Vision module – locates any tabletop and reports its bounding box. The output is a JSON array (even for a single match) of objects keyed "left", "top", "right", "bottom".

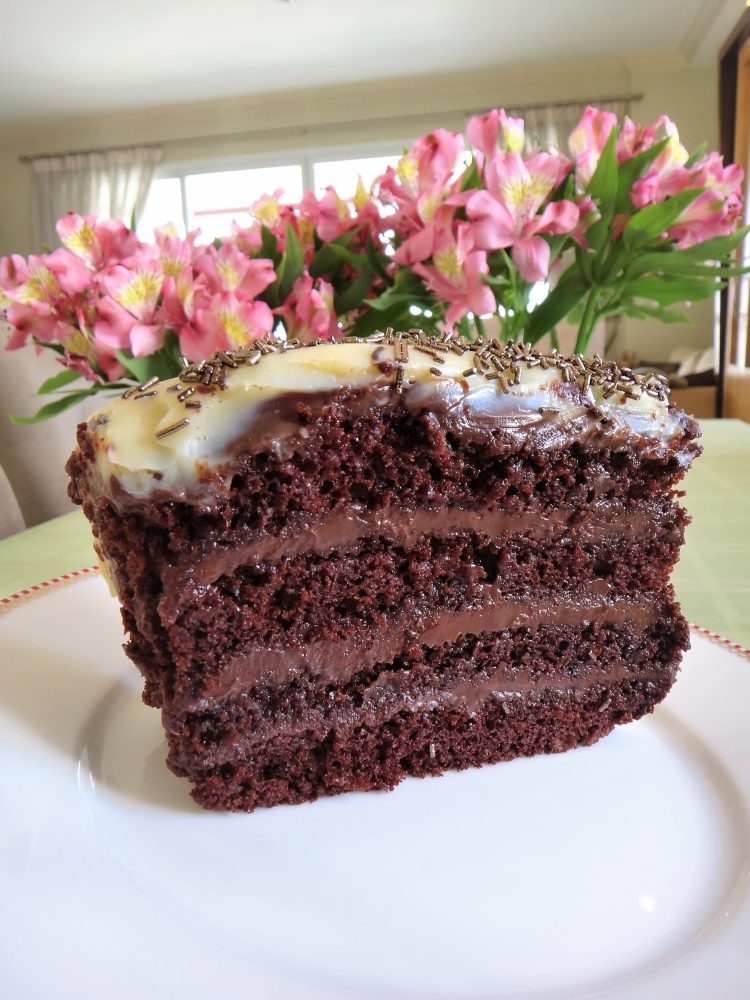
[{"left": 1, "top": 418, "right": 749, "bottom": 646}]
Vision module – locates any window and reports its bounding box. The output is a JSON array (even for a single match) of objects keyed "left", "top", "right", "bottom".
[
  {"left": 313, "top": 154, "right": 400, "bottom": 198},
  {"left": 136, "top": 145, "right": 405, "bottom": 242}
]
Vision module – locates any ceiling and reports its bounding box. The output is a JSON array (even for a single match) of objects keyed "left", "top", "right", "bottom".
[{"left": 1, "top": 0, "right": 742, "bottom": 127}]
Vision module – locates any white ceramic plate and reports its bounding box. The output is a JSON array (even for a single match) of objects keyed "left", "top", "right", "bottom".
[{"left": 1, "top": 574, "right": 749, "bottom": 1000}]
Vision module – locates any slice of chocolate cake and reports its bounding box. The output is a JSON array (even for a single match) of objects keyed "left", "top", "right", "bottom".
[{"left": 67, "top": 333, "right": 701, "bottom": 811}]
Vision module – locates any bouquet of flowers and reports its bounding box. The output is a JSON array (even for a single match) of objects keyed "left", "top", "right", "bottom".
[{"left": 1, "top": 105, "right": 745, "bottom": 422}]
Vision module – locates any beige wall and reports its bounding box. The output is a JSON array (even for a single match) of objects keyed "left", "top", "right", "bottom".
[{"left": 0, "top": 53, "right": 719, "bottom": 355}]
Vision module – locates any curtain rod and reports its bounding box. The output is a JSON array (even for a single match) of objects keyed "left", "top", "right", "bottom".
[
  {"left": 503, "top": 92, "right": 642, "bottom": 113},
  {"left": 19, "top": 142, "right": 161, "bottom": 163},
  {"left": 18, "top": 93, "right": 642, "bottom": 163}
]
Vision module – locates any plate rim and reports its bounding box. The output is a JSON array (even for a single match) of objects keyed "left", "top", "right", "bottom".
[{"left": 2, "top": 569, "right": 750, "bottom": 999}]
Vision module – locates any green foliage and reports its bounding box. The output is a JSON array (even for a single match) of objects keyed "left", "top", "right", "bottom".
[
  {"left": 11, "top": 389, "right": 101, "bottom": 425},
  {"left": 524, "top": 274, "right": 589, "bottom": 344},
  {"left": 36, "top": 368, "right": 81, "bottom": 394},
  {"left": 116, "top": 330, "right": 182, "bottom": 383}
]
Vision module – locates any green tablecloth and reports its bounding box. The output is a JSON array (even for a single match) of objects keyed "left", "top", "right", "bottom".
[{"left": 1, "top": 419, "right": 748, "bottom": 646}]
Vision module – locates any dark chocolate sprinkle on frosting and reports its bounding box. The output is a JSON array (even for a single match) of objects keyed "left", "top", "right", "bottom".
[{"left": 146, "top": 329, "right": 672, "bottom": 441}]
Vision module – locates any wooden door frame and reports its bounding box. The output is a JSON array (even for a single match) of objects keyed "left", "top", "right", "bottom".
[{"left": 718, "top": 10, "right": 750, "bottom": 416}]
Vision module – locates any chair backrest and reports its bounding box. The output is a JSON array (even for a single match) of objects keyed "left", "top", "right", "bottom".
[
  {"left": 0, "top": 461, "right": 25, "bottom": 540},
  {"left": 0, "top": 327, "right": 94, "bottom": 527}
]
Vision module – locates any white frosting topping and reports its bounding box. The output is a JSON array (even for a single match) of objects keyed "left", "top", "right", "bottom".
[{"left": 81, "top": 339, "right": 682, "bottom": 498}]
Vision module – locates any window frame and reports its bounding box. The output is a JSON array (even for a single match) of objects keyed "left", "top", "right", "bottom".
[{"left": 142, "top": 137, "right": 412, "bottom": 236}]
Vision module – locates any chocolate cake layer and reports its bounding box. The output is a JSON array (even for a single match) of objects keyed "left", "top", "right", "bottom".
[
  {"left": 164, "top": 614, "right": 686, "bottom": 775},
  {"left": 184, "top": 676, "right": 676, "bottom": 812},
  {"left": 155, "top": 496, "right": 682, "bottom": 597},
  {"left": 71, "top": 389, "right": 698, "bottom": 540}
]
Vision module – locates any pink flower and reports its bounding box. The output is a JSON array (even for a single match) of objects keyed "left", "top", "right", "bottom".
[
  {"left": 0, "top": 254, "right": 28, "bottom": 296},
  {"left": 569, "top": 195, "right": 600, "bottom": 248},
  {"left": 251, "top": 189, "right": 285, "bottom": 230},
  {"left": 466, "top": 151, "right": 578, "bottom": 281},
  {"left": 667, "top": 188, "right": 741, "bottom": 248},
  {"left": 92, "top": 296, "right": 138, "bottom": 352},
  {"left": 412, "top": 225, "right": 495, "bottom": 330},
  {"left": 316, "top": 188, "right": 354, "bottom": 242},
  {"left": 467, "top": 109, "right": 525, "bottom": 160},
  {"left": 393, "top": 188, "right": 470, "bottom": 266},
  {"left": 2, "top": 250, "right": 96, "bottom": 352},
  {"left": 5, "top": 302, "right": 58, "bottom": 347},
  {"left": 99, "top": 254, "right": 165, "bottom": 357},
  {"left": 56, "top": 212, "right": 139, "bottom": 269},
  {"left": 401, "top": 130, "right": 464, "bottom": 197},
  {"left": 467, "top": 110, "right": 500, "bottom": 161},
  {"left": 100, "top": 255, "right": 163, "bottom": 323},
  {"left": 44, "top": 248, "right": 92, "bottom": 298},
  {"left": 158, "top": 267, "right": 208, "bottom": 329},
  {"left": 627, "top": 141, "right": 743, "bottom": 246},
  {"left": 195, "top": 243, "right": 276, "bottom": 298},
  {"left": 154, "top": 227, "right": 200, "bottom": 277},
  {"left": 193, "top": 292, "right": 274, "bottom": 352},
  {"left": 2, "top": 255, "right": 69, "bottom": 345},
  {"left": 378, "top": 129, "right": 464, "bottom": 219},
  {"left": 229, "top": 221, "right": 263, "bottom": 255},
  {"left": 61, "top": 314, "right": 126, "bottom": 381},
  {"left": 278, "top": 273, "right": 338, "bottom": 341},
  {"left": 629, "top": 122, "right": 692, "bottom": 209},
  {"left": 1, "top": 255, "right": 29, "bottom": 332},
  {"left": 569, "top": 106, "right": 618, "bottom": 186}
]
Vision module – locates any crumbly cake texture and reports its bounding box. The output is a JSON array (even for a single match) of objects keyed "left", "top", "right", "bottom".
[{"left": 67, "top": 332, "right": 701, "bottom": 811}]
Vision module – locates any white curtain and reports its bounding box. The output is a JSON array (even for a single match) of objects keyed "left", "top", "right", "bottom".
[
  {"left": 505, "top": 98, "right": 631, "bottom": 152},
  {"left": 29, "top": 145, "right": 162, "bottom": 249}
]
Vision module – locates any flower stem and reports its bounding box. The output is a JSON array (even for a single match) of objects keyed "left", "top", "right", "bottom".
[
  {"left": 474, "top": 314, "right": 487, "bottom": 341},
  {"left": 575, "top": 290, "right": 600, "bottom": 354}
]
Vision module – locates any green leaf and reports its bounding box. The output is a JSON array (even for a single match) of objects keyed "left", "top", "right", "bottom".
[
  {"left": 459, "top": 156, "right": 482, "bottom": 192},
  {"left": 574, "top": 245, "right": 594, "bottom": 282},
  {"left": 275, "top": 223, "right": 305, "bottom": 303},
  {"left": 212, "top": 237, "right": 223, "bottom": 249},
  {"left": 10, "top": 388, "right": 98, "bottom": 425},
  {"left": 116, "top": 338, "right": 181, "bottom": 383},
  {"left": 621, "top": 304, "right": 691, "bottom": 324},
  {"left": 367, "top": 269, "right": 430, "bottom": 312},
  {"left": 588, "top": 126, "right": 619, "bottom": 222},
  {"left": 348, "top": 301, "right": 414, "bottom": 338},
  {"left": 684, "top": 142, "right": 708, "bottom": 169},
  {"left": 676, "top": 226, "right": 750, "bottom": 261},
  {"left": 524, "top": 274, "right": 589, "bottom": 343},
  {"left": 309, "top": 231, "right": 357, "bottom": 278},
  {"left": 550, "top": 170, "right": 575, "bottom": 203},
  {"left": 615, "top": 137, "right": 670, "bottom": 214},
  {"left": 481, "top": 273, "right": 511, "bottom": 289},
  {"left": 629, "top": 274, "right": 717, "bottom": 305},
  {"left": 334, "top": 265, "right": 376, "bottom": 315},
  {"left": 30, "top": 338, "right": 66, "bottom": 357},
  {"left": 37, "top": 368, "right": 81, "bottom": 394},
  {"left": 364, "top": 235, "right": 391, "bottom": 282},
  {"left": 583, "top": 219, "right": 610, "bottom": 253},
  {"left": 259, "top": 225, "right": 279, "bottom": 262},
  {"left": 622, "top": 189, "right": 703, "bottom": 248},
  {"left": 626, "top": 248, "right": 747, "bottom": 279}
]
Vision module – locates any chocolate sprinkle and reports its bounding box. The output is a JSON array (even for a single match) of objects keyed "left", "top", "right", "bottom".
[
  {"left": 167, "top": 332, "right": 670, "bottom": 417},
  {"left": 155, "top": 418, "right": 190, "bottom": 439}
]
